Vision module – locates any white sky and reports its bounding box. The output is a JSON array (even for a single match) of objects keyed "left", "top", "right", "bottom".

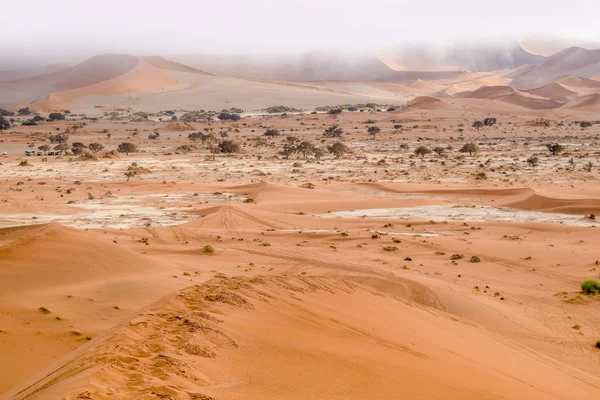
[{"left": 1, "top": 0, "right": 599, "bottom": 60}]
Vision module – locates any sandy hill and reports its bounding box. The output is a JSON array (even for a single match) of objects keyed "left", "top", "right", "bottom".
[
  {"left": 0, "top": 55, "right": 212, "bottom": 110},
  {"left": 555, "top": 74, "right": 600, "bottom": 89},
  {"left": 406, "top": 96, "right": 449, "bottom": 109},
  {"left": 8, "top": 275, "right": 600, "bottom": 400},
  {"left": 0, "top": 64, "right": 69, "bottom": 83},
  {"left": 523, "top": 81, "right": 577, "bottom": 100},
  {"left": 168, "top": 53, "right": 463, "bottom": 83},
  {"left": 453, "top": 85, "right": 562, "bottom": 109},
  {"left": 562, "top": 93, "right": 600, "bottom": 110},
  {"left": 509, "top": 46, "right": 600, "bottom": 89},
  {"left": 0, "top": 223, "right": 182, "bottom": 391}
]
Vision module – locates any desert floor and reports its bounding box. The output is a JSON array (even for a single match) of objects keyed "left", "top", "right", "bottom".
[{"left": 1, "top": 104, "right": 600, "bottom": 399}]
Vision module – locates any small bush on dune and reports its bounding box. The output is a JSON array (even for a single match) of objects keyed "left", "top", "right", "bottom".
[
  {"left": 203, "top": 245, "right": 215, "bottom": 254},
  {"left": 581, "top": 280, "right": 600, "bottom": 295}
]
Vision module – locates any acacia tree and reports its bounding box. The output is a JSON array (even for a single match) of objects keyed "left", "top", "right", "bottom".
[
  {"left": 323, "top": 125, "right": 343, "bottom": 138},
  {"left": 117, "top": 142, "right": 137, "bottom": 155},
  {"left": 89, "top": 143, "right": 105, "bottom": 152},
  {"left": 264, "top": 129, "right": 281, "bottom": 137},
  {"left": 414, "top": 146, "right": 432, "bottom": 159},
  {"left": 459, "top": 142, "right": 480, "bottom": 156},
  {"left": 526, "top": 156, "right": 539, "bottom": 169},
  {"left": 367, "top": 126, "right": 381, "bottom": 137},
  {"left": 218, "top": 140, "right": 241, "bottom": 154},
  {"left": 472, "top": 121, "right": 484, "bottom": 131},
  {"left": 327, "top": 142, "right": 350, "bottom": 159}
]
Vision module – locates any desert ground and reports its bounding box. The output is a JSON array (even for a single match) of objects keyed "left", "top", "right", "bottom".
[{"left": 1, "top": 50, "right": 600, "bottom": 399}]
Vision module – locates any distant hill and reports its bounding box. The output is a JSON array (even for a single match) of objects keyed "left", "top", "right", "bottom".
[{"left": 509, "top": 47, "right": 600, "bottom": 89}]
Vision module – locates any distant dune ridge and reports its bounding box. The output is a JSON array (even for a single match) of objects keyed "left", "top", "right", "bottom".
[{"left": 1, "top": 45, "right": 600, "bottom": 112}]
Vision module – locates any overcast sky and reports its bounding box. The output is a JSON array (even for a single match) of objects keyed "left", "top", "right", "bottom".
[{"left": 1, "top": 0, "right": 599, "bottom": 64}]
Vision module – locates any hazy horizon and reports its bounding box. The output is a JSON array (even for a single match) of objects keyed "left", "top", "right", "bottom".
[{"left": 1, "top": 0, "right": 600, "bottom": 69}]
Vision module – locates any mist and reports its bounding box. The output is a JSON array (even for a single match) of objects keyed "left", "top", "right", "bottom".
[{"left": 1, "top": 0, "right": 599, "bottom": 70}]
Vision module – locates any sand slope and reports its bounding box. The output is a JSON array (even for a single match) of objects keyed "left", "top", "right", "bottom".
[
  {"left": 7, "top": 275, "right": 600, "bottom": 400},
  {"left": 0, "top": 223, "right": 183, "bottom": 391}
]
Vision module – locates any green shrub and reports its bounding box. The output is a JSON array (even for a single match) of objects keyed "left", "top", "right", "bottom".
[
  {"left": 581, "top": 280, "right": 600, "bottom": 295},
  {"left": 202, "top": 245, "right": 215, "bottom": 254}
]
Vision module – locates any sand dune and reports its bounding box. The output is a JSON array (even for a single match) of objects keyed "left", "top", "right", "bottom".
[
  {"left": 555, "top": 75, "right": 600, "bottom": 89},
  {"left": 8, "top": 275, "right": 600, "bottom": 400},
  {"left": 523, "top": 82, "right": 577, "bottom": 100},
  {"left": 510, "top": 47, "right": 600, "bottom": 89},
  {"left": 562, "top": 93, "right": 600, "bottom": 110},
  {"left": 0, "top": 54, "right": 139, "bottom": 108},
  {"left": 453, "top": 85, "right": 562, "bottom": 109},
  {"left": 30, "top": 59, "right": 182, "bottom": 110},
  {"left": 406, "top": 96, "right": 449, "bottom": 109},
  {"left": 0, "top": 223, "right": 183, "bottom": 391}
]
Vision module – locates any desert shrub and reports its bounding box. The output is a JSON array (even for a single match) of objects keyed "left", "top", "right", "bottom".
[
  {"left": 48, "top": 113, "right": 65, "bottom": 121},
  {"left": 218, "top": 140, "right": 241, "bottom": 154},
  {"left": 0, "top": 116, "right": 10, "bottom": 130},
  {"left": 263, "top": 129, "right": 281, "bottom": 137},
  {"left": 450, "top": 254, "right": 464, "bottom": 260},
  {"left": 367, "top": 126, "right": 381, "bottom": 136},
  {"left": 22, "top": 119, "right": 38, "bottom": 126},
  {"left": 526, "top": 156, "right": 539, "bottom": 168},
  {"left": 328, "top": 108, "right": 342, "bottom": 115},
  {"left": 49, "top": 134, "right": 69, "bottom": 144},
  {"left": 596, "top": 341, "right": 600, "bottom": 349},
  {"left": 470, "top": 256, "right": 481, "bottom": 263},
  {"left": 203, "top": 245, "right": 215, "bottom": 254},
  {"left": 148, "top": 132, "right": 160, "bottom": 140},
  {"left": 0, "top": 108, "right": 14, "bottom": 117},
  {"left": 19, "top": 160, "right": 31, "bottom": 166},
  {"left": 88, "top": 143, "right": 105, "bottom": 152},
  {"left": 581, "top": 280, "right": 600, "bottom": 295},
  {"left": 459, "top": 142, "right": 480, "bottom": 156},
  {"left": 580, "top": 121, "right": 592, "bottom": 129},
  {"left": 472, "top": 120, "right": 483, "bottom": 130},
  {"left": 546, "top": 143, "right": 565, "bottom": 155},
  {"left": 217, "top": 112, "right": 241, "bottom": 121},
  {"left": 323, "top": 125, "right": 343, "bottom": 138},
  {"left": 18, "top": 107, "right": 32, "bottom": 116},
  {"left": 483, "top": 117, "right": 497, "bottom": 126}
]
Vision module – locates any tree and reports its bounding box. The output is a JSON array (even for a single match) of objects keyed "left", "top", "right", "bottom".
[
  {"left": 546, "top": 143, "right": 564, "bottom": 155},
  {"left": 18, "top": 107, "right": 32, "bottom": 116},
  {"left": 414, "top": 146, "right": 432, "bottom": 158},
  {"left": 327, "top": 142, "right": 350, "bottom": 159},
  {"left": 526, "top": 156, "right": 539, "bottom": 169},
  {"left": 89, "top": 143, "right": 105, "bottom": 152},
  {"left": 38, "top": 145, "right": 50, "bottom": 153},
  {"left": 472, "top": 121, "right": 484, "bottom": 131},
  {"left": 433, "top": 147, "right": 446, "bottom": 156},
  {"left": 54, "top": 143, "right": 69, "bottom": 151},
  {"left": 367, "top": 126, "right": 381, "bottom": 137},
  {"left": 0, "top": 116, "right": 10, "bottom": 130},
  {"left": 263, "top": 129, "right": 281, "bottom": 137},
  {"left": 125, "top": 170, "right": 136, "bottom": 181},
  {"left": 0, "top": 109, "right": 14, "bottom": 117},
  {"left": 205, "top": 134, "right": 219, "bottom": 161},
  {"left": 580, "top": 121, "right": 592, "bottom": 129},
  {"left": 323, "top": 125, "right": 343, "bottom": 138},
  {"left": 49, "top": 134, "right": 69, "bottom": 144},
  {"left": 279, "top": 143, "right": 297, "bottom": 159},
  {"left": 296, "top": 141, "right": 316, "bottom": 159},
  {"left": 188, "top": 132, "right": 206, "bottom": 143},
  {"left": 459, "top": 142, "right": 480, "bottom": 156},
  {"left": 328, "top": 108, "right": 342, "bottom": 115},
  {"left": 313, "top": 147, "right": 326, "bottom": 160},
  {"left": 48, "top": 113, "right": 65, "bottom": 121},
  {"left": 71, "top": 142, "right": 87, "bottom": 155},
  {"left": 217, "top": 112, "right": 241, "bottom": 121},
  {"left": 218, "top": 140, "right": 241, "bottom": 154},
  {"left": 483, "top": 118, "right": 497, "bottom": 126},
  {"left": 117, "top": 142, "right": 137, "bottom": 155}
]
